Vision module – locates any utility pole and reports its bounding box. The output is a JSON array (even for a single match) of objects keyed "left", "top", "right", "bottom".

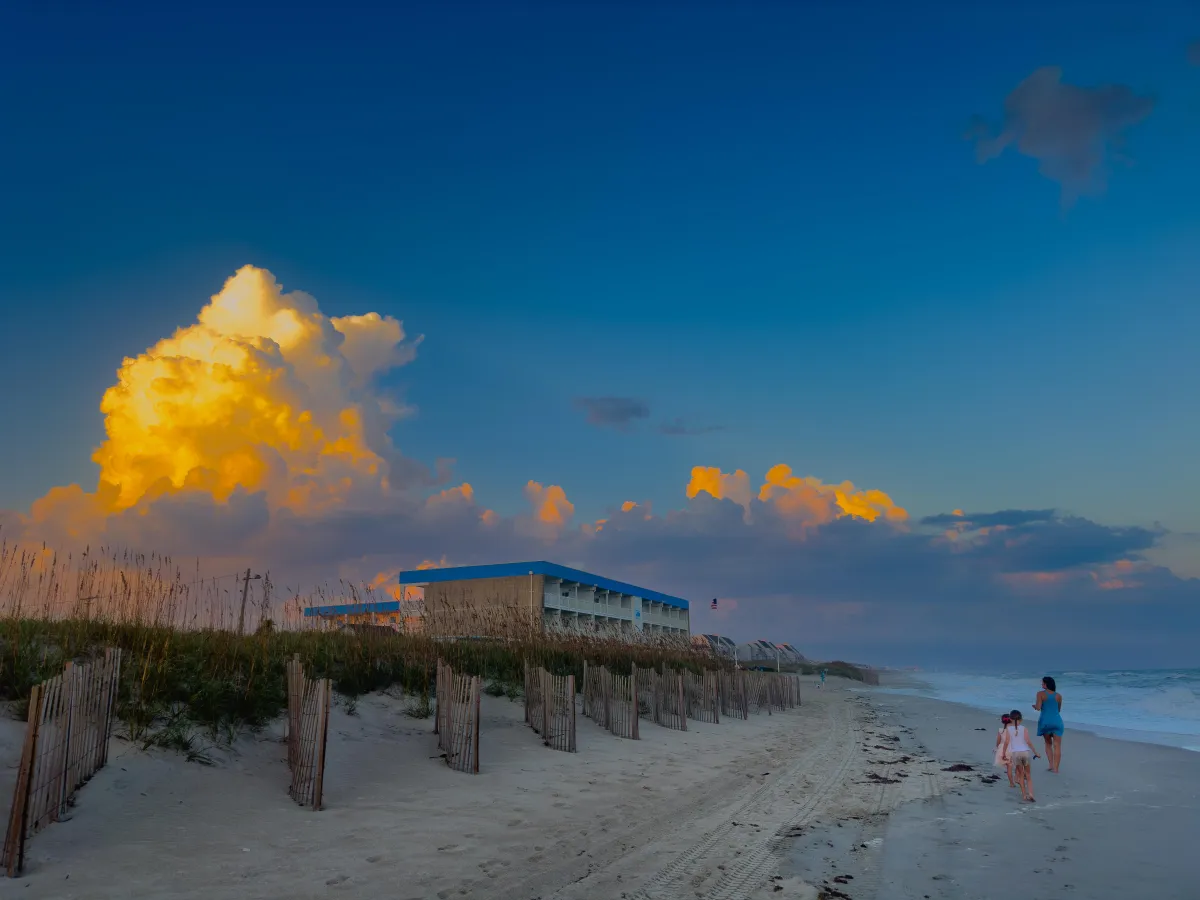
[{"left": 237, "top": 568, "right": 260, "bottom": 636}]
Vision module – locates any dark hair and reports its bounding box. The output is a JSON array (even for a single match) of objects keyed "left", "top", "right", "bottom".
[
  {"left": 1009, "top": 709, "right": 1022, "bottom": 722},
  {"left": 1043, "top": 676, "right": 1057, "bottom": 692}
]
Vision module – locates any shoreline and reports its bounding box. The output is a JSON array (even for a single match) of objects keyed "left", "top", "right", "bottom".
[{"left": 867, "top": 672, "right": 1200, "bottom": 753}]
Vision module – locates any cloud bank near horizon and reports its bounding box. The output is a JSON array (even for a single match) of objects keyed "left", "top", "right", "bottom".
[{"left": 4, "top": 267, "right": 1196, "bottom": 668}]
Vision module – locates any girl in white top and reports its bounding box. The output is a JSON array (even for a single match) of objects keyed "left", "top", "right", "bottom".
[
  {"left": 1003, "top": 709, "right": 1040, "bottom": 802},
  {"left": 993, "top": 713, "right": 1015, "bottom": 787}
]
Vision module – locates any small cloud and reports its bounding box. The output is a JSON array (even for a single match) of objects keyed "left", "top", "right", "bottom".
[
  {"left": 524, "top": 480, "right": 575, "bottom": 528},
  {"left": 572, "top": 396, "right": 650, "bottom": 431},
  {"left": 658, "top": 418, "right": 727, "bottom": 436},
  {"left": 922, "top": 509, "right": 1055, "bottom": 528},
  {"left": 968, "top": 66, "right": 1154, "bottom": 203}
]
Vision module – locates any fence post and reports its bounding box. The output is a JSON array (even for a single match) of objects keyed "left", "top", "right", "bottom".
[
  {"left": 52, "top": 662, "right": 76, "bottom": 821},
  {"left": 436, "top": 657, "right": 446, "bottom": 734},
  {"left": 472, "top": 676, "right": 481, "bottom": 775},
  {"left": 678, "top": 674, "right": 687, "bottom": 732},
  {"left": 313, "top": 679, "right": 330, "bottom": 811},
  {"left": 568, "top": 674, "right": 576, "bottom": 752},
  {"left": 540, "top": 669, "right": 550, "bottom": 744},
  {"left": 100, "top": 649, "right": 121, "bottom": 769},
  {"left": 3, "top": 684, "right": 43, "bottom": 877}
]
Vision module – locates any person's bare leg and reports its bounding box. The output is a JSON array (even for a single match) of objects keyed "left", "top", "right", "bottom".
[
  {"left": 1044, "top": 735, "right": 1054, "bottom": 771},
  {"left": 1007, "top": 757, "right": 1016, "bottom": 787},
  {"left": 1025, "top": 762, "right": 1035, "bottom": 801},
  {"left": 1054, "top": 734, "right": 1062, "bottom": 773}
]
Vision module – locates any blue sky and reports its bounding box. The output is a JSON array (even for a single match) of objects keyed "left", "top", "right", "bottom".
[{"left": 1, "top": 2, "right": 1198, "bottom": 664}]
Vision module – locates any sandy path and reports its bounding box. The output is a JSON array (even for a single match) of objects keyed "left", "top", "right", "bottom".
[
  {"left": 0, "top": 678, "right": 890, "bottom": 899},
  {"left": 485, "top": 682, "right": 944, "bottom": 900}
]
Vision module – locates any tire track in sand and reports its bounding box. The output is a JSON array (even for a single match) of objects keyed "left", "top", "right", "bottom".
[
  {"left": 627, "top": 698, "right": 859, "bottom": 900},
  {"left": 487, "top": 700, "right": 854, "bottom": 900}
]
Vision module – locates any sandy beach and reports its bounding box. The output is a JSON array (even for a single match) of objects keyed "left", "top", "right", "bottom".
[
  {"left": 2, "top": 677, "right": 1196, "bottom": 899},
  {"left": 781, "top": 685, "right": 1200, "bottom": 900}
]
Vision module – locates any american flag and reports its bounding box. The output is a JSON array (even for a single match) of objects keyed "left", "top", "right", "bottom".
[{"left": 710, "top": 598, "right": 718, "bottom": 609}]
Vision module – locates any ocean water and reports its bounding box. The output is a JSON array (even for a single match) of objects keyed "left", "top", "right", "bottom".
[{"left": 875, "top": 669, "right": 1200, "bottom": 752}]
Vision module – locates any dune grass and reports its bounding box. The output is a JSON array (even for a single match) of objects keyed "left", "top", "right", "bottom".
[{"left": 0, "top": 537, "right": 869, "bottom": 749}]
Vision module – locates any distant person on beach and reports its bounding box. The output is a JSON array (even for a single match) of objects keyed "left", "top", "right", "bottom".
[
  {"left": 819, "top": 669, "right": 826, "bottom": 688},
  {"left": 994, "top": 713, "right": 1015, "bottom": 787},
  {"left": 1002, "top": 710, "right": 1040, "bottom": 802},
  {"left": 1034, "top": 676, "right": 1064, "bottom": 773}
]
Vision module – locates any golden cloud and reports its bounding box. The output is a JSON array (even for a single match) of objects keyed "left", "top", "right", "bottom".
[
  {"left": 37, "top": 266, "right": 420, "bottom": 532},
  {"left": 686, "top": 463, "right": 906, "bottom": 528},
  {"left": 524, "top": 481, "right": 575, "bottom": 528}
]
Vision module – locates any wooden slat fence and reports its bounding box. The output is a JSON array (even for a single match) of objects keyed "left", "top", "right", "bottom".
[
  {"left": 523, "top": 663, "right": 576, "bottom": 752},
  {"left": 633, "top": 663, "right": 658, "bottom": 721},
  {"left": 749, "top": 671, "right": 772, "bottom": 713},
  {"left": 683, "top": 670, "right": 720, "bottom": 724},
  {"left": 286, "top": 655, "right": 332, "bottom": 809},
  {"left": 434, "top": 659, "right": 480, "bottom": 773},
  {"left": 582, "top": 664, "right": 638, "bottom": 740},
  {"left": 719, "top": 669, "right": 750, "bottom": 720},
  {"left": 655, "top": 667, "right": 688, "bottom": 731},
  {"left": 742, "top": 672, "right": 800, "bottom": 714},
  {"left": 3, "top": 649, "right": 122, "bottom": 877},
  {"left": 523, "top": 660, "right": 544, "bottom": 730},
  {"left": 773, "top": 674, "right": 799, "bottom": 709},
  {"left": 581, "top": 661, "right": 603, "bottom": 725}
]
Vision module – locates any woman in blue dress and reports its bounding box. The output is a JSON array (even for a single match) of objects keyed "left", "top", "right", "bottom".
[{"left": 1033, "top": 675, "right": 1064, "bottom": 773}]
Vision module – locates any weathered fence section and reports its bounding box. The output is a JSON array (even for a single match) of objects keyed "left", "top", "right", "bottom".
[
  {"left": 748, "top": 671, "right": 772, "bottom": 713},
  {"left": 435, "top": 659, "right": 481, "bottom": 772},
  {"left": 683, "top": 670, "right": 720, "bottom": 724},
  {"left": 523, "top": 660, "right": 544, "bottom": 729},
  {"left": 770, "top": 673, "right": 799, "bottom": 709},
  {"left": 286, "top": 655, "right": 332, "bottom": 809},
  {"left": 719, "top": 669, "right": 750, "bottom": 720},
  {"left": 3, "top": 649, "right": 122, "bottom": 877},
  {"left": 582, "top": 660, "right": 601, "bottom": 722},
  {"left": 607, "top": 670, "right": 638, "bottom": 739},
  {"left": 633, "top": 663, "right": 658, "bottom": 721},
  {"left": 582, "top": 664, "right": 638, "bottom": 740},
  {"left": 523, "top": 662, "right": 576, "bottom": 752},
  {"left": 740, "top": 672, "right": 801, "bottom": 714},
  {"left": 655, "top": 668, "right": 688, "bottom": 731}
]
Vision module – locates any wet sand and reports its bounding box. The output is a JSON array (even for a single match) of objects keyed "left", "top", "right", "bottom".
[{"left": 779, "top": 689, "right": 1200, "bottom": 899}]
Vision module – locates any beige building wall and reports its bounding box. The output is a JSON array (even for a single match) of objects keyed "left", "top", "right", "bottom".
[{"left": 424, "top": 574, "right": 545, "bottom": 638}]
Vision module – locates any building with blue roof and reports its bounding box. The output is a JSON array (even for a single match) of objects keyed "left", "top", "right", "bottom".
[{"left": 303, "top": 561, "right": 691, "bottom": 640}]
